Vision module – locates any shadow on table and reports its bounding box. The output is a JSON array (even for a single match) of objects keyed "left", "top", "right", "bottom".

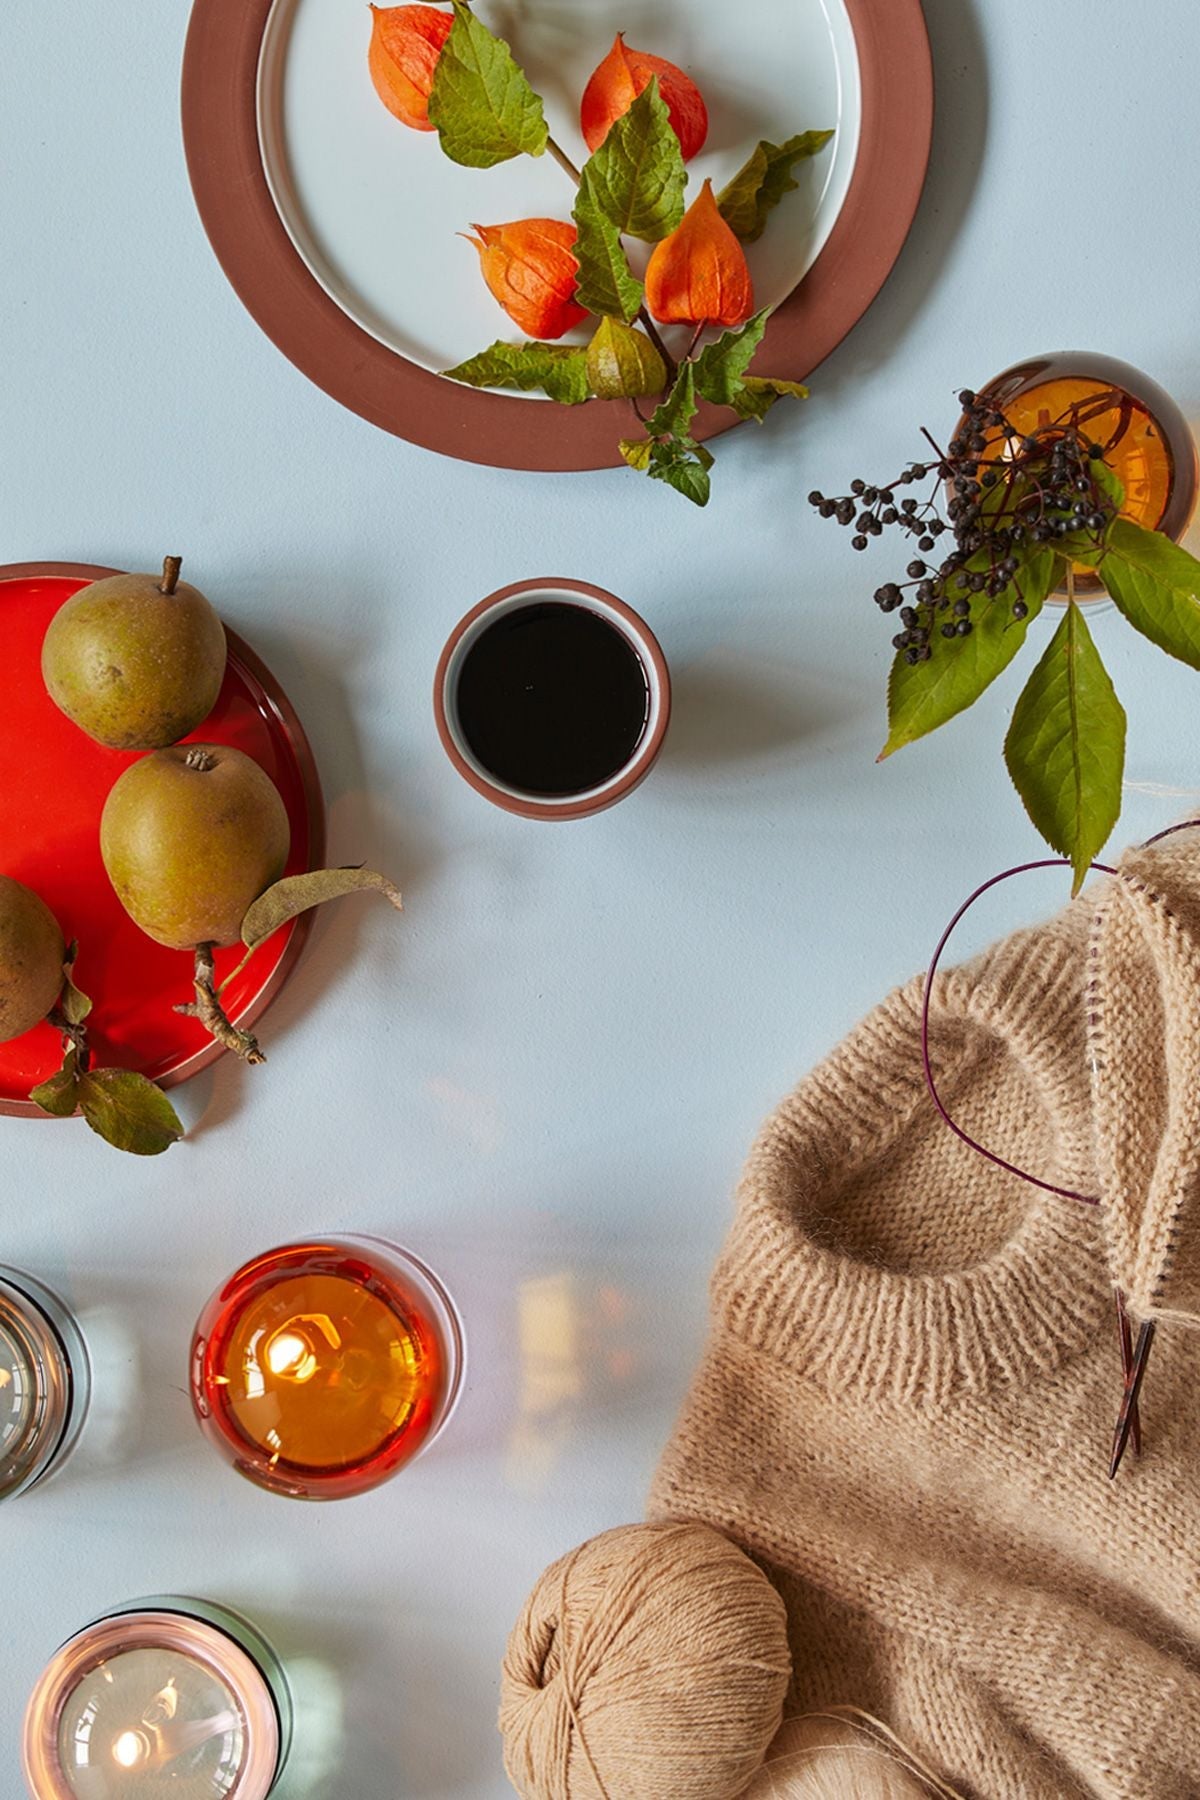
[
  {"left": 657, "top": 645, "right": 867, "bottom": 776},
  {"left": 267, "top": 1608, "right": 496, "bottom": 1800},
  {"left": 819, "top": 0, "right": 990, "bottom": 389}
]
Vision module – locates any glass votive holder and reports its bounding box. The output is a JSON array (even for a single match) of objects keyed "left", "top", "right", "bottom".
[
  {"left": 22, "top": 1597, "right": 291, "bottom": 1800},
  {"left": 964, "top": 351, "right": 1199, "bottom": 600},
  {"left": 190, "top": 1235, "right": 465, "bottom": 1500},
  {"left": 0, "top": 1264, "right": 90, "bottom": 1500}
]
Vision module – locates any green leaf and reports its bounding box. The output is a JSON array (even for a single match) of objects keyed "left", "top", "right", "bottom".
[
  {"left": 648, "top": 446, "right": 711, "bottom": 507},
  {"left": 730, "top": 375, "right": 809, "bottom": 422},
  {"left": 691, "top": 311, "right": 770, "bottom": 407},
  {"left": 717, "top": 130, "right": 835, "bottom": 241},
  {"left": 76, "top": 1069, "right": 184, "bottom": 1156},
  {"left": 1090, "top": 456, "right": 1126, "bottom": 513},
  {"left": 619, "top": 436, "right": 654, "bottom": 471},
  {"left": 240, "top": 867, "right": 404, "bottom": 956},
  {"left": 577, "top": 79, "right": 686, "bottom": 242},
  {"left": 882, "top": 548, "right": 1060, "bottom": 756},
  {"left": 30, "top": 1049, "right": 80, "bottom": 1118},
  {"left": 647, "top": 361, "right": 699, "bottom": 440},
  {"left": 442, "top": 340, "right": 592, "bottom": 405},
  {"left": 1004, "top": 602, "right": 1126, "bottom": 894},
  {"left": 427, "top": 0, "right": 547, "bottom": 168},
  {"left": 586, "top": 317, "right": 667, "bottom": 400},
  {"left": 572, "top": 171, "right": 644, "bottom": 322},
  {"left": 59, "top": 943, "right": 91, "bottom": 1027},
  {"left": 1100, "top": 515, "right": 1200, "bottom": 670},
  {"left": 640, "top": 435, "right": 712, "bottom": 506}
]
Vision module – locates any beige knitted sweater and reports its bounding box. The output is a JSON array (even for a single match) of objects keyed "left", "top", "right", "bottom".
[{"left": 650, "top": 837, "right": 1200, "bottom": 1800}]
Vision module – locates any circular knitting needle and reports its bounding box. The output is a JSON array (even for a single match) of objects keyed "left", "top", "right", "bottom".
[{"left": 1110, "top": 1320, "right": 1156, "bottom": 1480}]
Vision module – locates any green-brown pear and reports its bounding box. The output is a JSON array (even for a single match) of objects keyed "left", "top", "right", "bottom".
[
  {"left": 0, "top": 876, "right": 65, "bottom": 1042},
  {"left": 100, "top": 745, "right": 290, "bottom": 950},
  {"left": 42, "top": 556, "right": 227, "bottom": 750}
]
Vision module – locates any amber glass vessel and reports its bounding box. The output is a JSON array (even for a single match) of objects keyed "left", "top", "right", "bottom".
[
  {"left": 190, "top": 1237, "right": 464, "bottom": 1500},
  {"left": 965, "top": 352, "right": 1198, "bottom": 598}
]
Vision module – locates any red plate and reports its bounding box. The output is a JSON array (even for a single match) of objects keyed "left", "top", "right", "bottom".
[{"left": 0, "top": 564, "right": 326, "bottom": 1117}]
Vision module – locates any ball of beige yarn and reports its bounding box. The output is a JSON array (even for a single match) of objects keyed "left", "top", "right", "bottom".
[
  {"left": 500, "top": 1522, "right": 792, "bottom": 1800},
  {"left": 740, "top": 1716, "right": 933, "bottom": 1798}
]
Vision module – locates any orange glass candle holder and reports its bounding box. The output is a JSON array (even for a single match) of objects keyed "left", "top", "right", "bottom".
[
  {"left": 964, "top": 352, "right": 1199, "bottom": 598},
  {"left": 190, "top": 1237, "right": 464, "bottom": 1500}
]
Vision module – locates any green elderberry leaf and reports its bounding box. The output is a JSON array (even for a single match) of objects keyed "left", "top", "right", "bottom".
[
  {"left": 1090, "top": 456, "right": 1126, "bottom": 513},
  {"left": 619, "top": 436, "right": 654, "bottom": 471},
  {"left": 76, "top": 1068, "right": 184, "bottom": 1156},
  {"left": 881, "top": 548, "right": 1060, "bottom": 757},
  {"left": 578, "top": 79, "right": 686, "bottom": 242},
  {"left": 30, "top": 1048, "right": 81, "bottom": 1118},
  {"left": 647, "top": 361, "right": 699, "bottom": 440},
  {"left": 586, "top": 317, "right": 667, "bottom": 400},
  {"left": 58, "top": 942, "right": 92, "bottom": 1027},
  {"left": 1004, "top": 600, "right": 1126, "bottom": 895},
  {"left": 1099, "top": 516, "right": 1200, "bottom": 670},
  {"left": 443, "top": 340, "right": 592, "bottom": 405},
  {"left": 240, "top": 868, "right": 404, "bottom": 957},
  {"left": 427, "top": 1, "right": 547, "bottom": 168},
  {"left": 717, "top": 130, "right": 835, "bottom": 242},
  {"left": 730, "top": 375, "right": 809, "bottom": 422},
  {"left": 691, "top": 311, "right": 770, "bottom": 407},
  {"left": 573, "top": 171, "right": 644, "bottom": 321}
]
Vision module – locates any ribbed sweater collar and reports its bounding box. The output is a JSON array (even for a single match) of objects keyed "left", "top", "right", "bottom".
[{"left": 715, "top": 908, "right": 1113, "bottom": 1409}]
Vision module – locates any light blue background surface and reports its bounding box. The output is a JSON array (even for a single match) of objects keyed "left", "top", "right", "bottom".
[{"left": 2, "top": 2, "right": 1199, "bottom": 1794}]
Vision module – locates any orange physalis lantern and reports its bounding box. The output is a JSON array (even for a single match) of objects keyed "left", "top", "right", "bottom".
[
  {"left": 644, "top": 180, "right": 754, "bottom": 327},
  {"left": 580, "top": 35, "right": 709, "bottom": 161},
  {"left": 368, "top": 4, "right": 453, "bottom": 131},
  {"left": 464, "top": 219, "right": 589, "bottom": 340}
]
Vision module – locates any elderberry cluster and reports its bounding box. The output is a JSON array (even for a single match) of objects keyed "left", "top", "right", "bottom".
[{"left": 810, "top": 389, "right": 1119, "bottom": 665}]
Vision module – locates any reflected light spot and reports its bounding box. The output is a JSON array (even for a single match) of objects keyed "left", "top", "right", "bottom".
[{"left": 112, "top": 1730, "right": 149, "bottom": 1768}]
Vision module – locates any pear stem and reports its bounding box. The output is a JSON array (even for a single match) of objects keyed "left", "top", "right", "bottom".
[
  {"left": 160, "top": 555, "right": 183, "bottom": 595},
  {"left": 47, "top": 1006, "right": 91, "bottom": 1074},
  {"left": 174, "top": 943, "right": 266, "bottom": 1065}
]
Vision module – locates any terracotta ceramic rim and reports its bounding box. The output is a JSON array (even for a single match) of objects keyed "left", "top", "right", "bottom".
[
  {"left": 0, "top": 562, "right": 326, "bottom": 1117},
  {"left": 433, "top": 578, "right": 672, "bottom": 820},
  {"left": 181, "top": 0, "right": 933, "bottom": 471},
  {"left": 23, "top": 1609, "right": 281, "bottom": 1800}
]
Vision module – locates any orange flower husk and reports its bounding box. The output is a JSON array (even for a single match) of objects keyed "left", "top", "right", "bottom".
[
  {"left": 644, "top": 180, "right": 754, "bottom": 327},
  {"left": 580, "top": 34, "right": 709, "bottom": 160},
  {"left": 368, "top": 4, "right": 453, "bottom": 130},
  {"left": 465, "top": 219, "right": 590, "bottom": 340}
]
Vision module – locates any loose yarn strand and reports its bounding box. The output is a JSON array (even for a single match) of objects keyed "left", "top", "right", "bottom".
[
  {"left": 753, "top": 1707, "right": 967, "bottom": 1800},
  {"left": 556, "top": 1545, "right": 614, "bottom": 1800}
]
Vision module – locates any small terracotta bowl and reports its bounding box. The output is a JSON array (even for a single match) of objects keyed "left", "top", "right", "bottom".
[{"left": 434, "top": 578, "right": 671, "bottom": 820}]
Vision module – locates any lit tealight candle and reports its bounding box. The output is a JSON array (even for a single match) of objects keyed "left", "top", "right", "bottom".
[
  {"left": 190, "top": 1235, "right": 465, "bottom": 1499},
  {"left": 0, "top": 1265, "right": 90, "bottom": 1501},
  {"left": 23, "top": 1599, "right": 291, "bottom": 1800}
]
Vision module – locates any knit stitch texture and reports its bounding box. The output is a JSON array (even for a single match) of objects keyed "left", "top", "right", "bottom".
[{"left": 651, "top": 837, "right": 1200, "bottom": 1799}]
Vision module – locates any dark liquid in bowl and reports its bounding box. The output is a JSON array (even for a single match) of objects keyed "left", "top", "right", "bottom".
[{"left": 455, "top": 602, "right": 650, "bottom": 797}]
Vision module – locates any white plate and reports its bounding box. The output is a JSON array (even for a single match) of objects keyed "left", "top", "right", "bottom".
[{"left": 257, "top": 0, "right": 862, "bottom": 388}]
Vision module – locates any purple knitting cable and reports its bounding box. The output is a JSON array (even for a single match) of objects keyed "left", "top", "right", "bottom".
[
  {"left": 921, "top": 820, "right": 1200, "bottom": 1473},
  {"left": 928, "top": 817, "right": 1200, "bottom": 1195},
  {"left": 920, "top": 817, "right": 1200, "bottom": 1200},
  {"left": 920, "top": 858, "right": 1113, "bottom": 1204}
]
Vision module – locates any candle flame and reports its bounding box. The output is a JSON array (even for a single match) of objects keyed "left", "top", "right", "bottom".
[{"left": 112, "top": 1729, "right": 150, "bottom": 1768}]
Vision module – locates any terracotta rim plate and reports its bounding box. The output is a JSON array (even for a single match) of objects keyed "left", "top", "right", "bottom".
[
  {"left": 182, "top": 0, "right": 933, "bottom": 471},
  {"left": 0, "top": 563, "right": 326, "bottom": 1118}
]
